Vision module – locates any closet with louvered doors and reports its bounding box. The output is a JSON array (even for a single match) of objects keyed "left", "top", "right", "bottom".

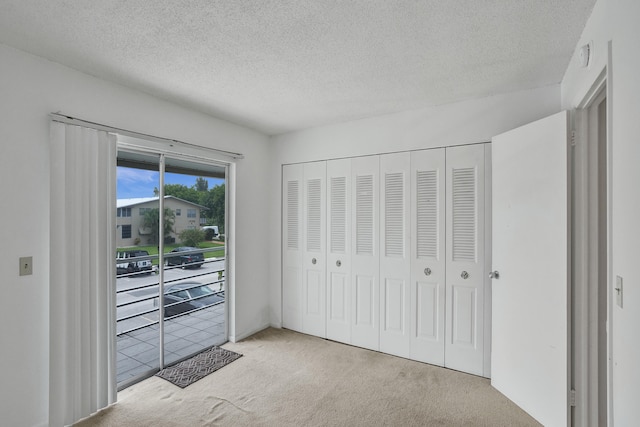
[{"left": 282, "top": 143, "right": 490, "bottom": 377}]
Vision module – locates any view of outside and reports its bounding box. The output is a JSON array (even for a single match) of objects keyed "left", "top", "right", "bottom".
[{"left": 115, "top": 163, "right": 227, "bottom": 387}]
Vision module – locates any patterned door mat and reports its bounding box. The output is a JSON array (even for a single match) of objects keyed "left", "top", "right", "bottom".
[{"left": 156, "top": 346, "right": 242, "bottom": 388}]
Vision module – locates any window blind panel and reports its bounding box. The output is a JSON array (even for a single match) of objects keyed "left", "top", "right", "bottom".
[
  {"left": 287, "top": 180, "right": 299, "bottom": 250},
  {"left": 306, "top": 178, "right": 322, "bottom": 252},
  {"left": 416, "top": 170, "right": 438, "bottom": 259},
  {"left": 330, "top": 177, "right": 346, "bottom": 253},
  {"left": 452, "top": 167, "right": 476, "bottom": 262},
  {"left": 385, "top": 172, "right": 404, "bottom": 257},
  {"left": 356, "top": 175, "right": 374, "bottom": 255}
]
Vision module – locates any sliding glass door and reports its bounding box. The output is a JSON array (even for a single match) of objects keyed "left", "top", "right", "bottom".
[{"left": 115, "top": 148, "right": 228, "bottom": 389}]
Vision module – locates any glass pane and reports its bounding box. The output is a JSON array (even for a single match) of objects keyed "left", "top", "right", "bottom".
[
  {"left": 115, "top": 154, "right": 162, "bottom": 387},
  {"left": 160, "top": 165, "right": 227, "bottom": 367}
]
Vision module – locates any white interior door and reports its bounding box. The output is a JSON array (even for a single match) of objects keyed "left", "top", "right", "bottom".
[
  {"left": 410, "top": 148, "right": 446, "bottom": 365},
  {"left": 491, "top": 111, "right": 569, "bottom": 427},
  {"left": 379, "top": 152, "right": 411, "bottom": 358},
  {"left": 351, "top": 155, "right": 380, "bottom": 350},
  {"left": 326, "top": 158, "right": 351, "bottom": 344},
  {"left": 445, "top": 144, "right": 487, "bottom": 376},
  {"left": 282, "top": 164, "right": 303, "bottom": 332},
  {"left": 302, "top": 161, "right": 326, "bottom": 337}
]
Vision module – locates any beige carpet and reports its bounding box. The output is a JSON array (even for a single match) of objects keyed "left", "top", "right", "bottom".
[{"left": 76, "top": 328, "right": 541, "bottom": 426}]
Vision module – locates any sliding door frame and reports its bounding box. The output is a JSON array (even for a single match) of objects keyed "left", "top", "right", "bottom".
[{"left": 116, "top": 142, "right": 233, "bottom": 379}]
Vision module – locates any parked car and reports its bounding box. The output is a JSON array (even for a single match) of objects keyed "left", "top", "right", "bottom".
[
  {"left": 156, "top": 282, "right": 224, "bottom": 317},
  {"left": 116, "top": 250, "right": 153, "bottom": 275},
  {"left": 165, "top": 246, "right": 204, "bottom": 269}
]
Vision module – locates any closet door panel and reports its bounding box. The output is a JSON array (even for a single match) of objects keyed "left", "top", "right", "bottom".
[
  {"left": 379, "top": 152, "right": 411, "bottom": 357},
  {"left": 445, "top": 144, "right": 486, "bottom": 376},
  {"left": 351, "top": 156, "right": 380, "bottom": 351},
  {"left": 326, "top": 158, "right": 351, "bottom": 344},
  {"left": 302, "top": 161, "right": 327, "bottom": 338},
  {"left": 410, "top": 148, "right": 446, "bottom": 364},
  {"left": 282, "top": 164, "right": 304, "bottom": 332}
]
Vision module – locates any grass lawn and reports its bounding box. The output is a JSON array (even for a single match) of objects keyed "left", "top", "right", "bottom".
[{"left": 118, "top": 241, "right": 225, "bottom": 265}]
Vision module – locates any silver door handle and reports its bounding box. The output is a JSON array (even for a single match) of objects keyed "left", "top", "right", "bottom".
[
  {"left": 424, "top": 268, "right": 432, "bottom": 276},
  {"left": 489, "top": 271, "right": 500, "bottom": 279},
  {"left": 312, "top": 258, "right": 317, "bottom": 265},
  {"left": 336, "top": 260, "right": 342, "bottom": 267},
  {"left": 461, "top": 271, "right": 469, "bottom": 280}
]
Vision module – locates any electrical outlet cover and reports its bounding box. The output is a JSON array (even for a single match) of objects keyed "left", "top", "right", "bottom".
[{"left": 19, "top": 256, "right": 33, "bottom": 276}]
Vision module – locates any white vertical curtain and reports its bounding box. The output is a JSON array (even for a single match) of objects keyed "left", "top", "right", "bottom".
[{"left": 49, "top": 122, "right": 117, "bottom": 426}]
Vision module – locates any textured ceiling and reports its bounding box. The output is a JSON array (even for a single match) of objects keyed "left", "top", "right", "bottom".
[{"left": 0, "top": 0, "right": 596, "bottom": 135}]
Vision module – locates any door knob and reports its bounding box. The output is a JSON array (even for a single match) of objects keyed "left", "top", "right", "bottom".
[
  {"left": 489, "top": 271, "right": 500, "bottom": 279},
  {"left": 312, "top": 258, "right": 317, "bottom": 265},
  {"left": 461, "top": 271, "right": 469, "bottom": 280},
  {"left": 424, "top": 268, "right": 432, "bottom": 276},
  {"left": 336, "top": 260, "right": 342, "bottom": 267}
]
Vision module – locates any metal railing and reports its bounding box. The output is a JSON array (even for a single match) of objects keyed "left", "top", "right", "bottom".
[{"left": 115, "top": 248, "right": 225, "bottom": 336}]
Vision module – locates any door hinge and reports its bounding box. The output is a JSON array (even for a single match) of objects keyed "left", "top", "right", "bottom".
[
  {"left": 570, "top": 389, "right": 577, "bottom": 407},
  {"left": 570, "top": 130, "right": 577, "bottom": 146}
]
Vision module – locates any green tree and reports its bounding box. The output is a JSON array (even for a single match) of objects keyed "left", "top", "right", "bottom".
[
  {"left": 142, "top": 208, "right": 175, "bottom": 244},
  {"left": 179, "top": 228, "right": 205, "bottom": 247},
  {"left": 202, "top": 183, "right": 225, "bottom": 233},
  {"left": 163, "top": 184, "right": 201, "bottom": 204},
  {"left": 195, "top": 176, "right": 208, "bottom": 192}
]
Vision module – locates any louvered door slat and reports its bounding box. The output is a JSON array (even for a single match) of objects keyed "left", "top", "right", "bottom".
[
  {"left": 452, "top": 167, "right": 477, "bottom": 262},
  {"left": 356, "top": 175, "right": 374, "bottom": 255},
  {"left": 384, "top": 172, "right": 405, "bottom": 257},
  {"left": 416, "top": 170, "right": 438, "bottom": 259},
  {"left": 306, "top": 178, "right": 322, "bottom": 252},
  {"left": 330, "top": 177, "right": 346, "bottom": 253},
  {"left": 287, "top": 180, "right": 299, "bottom": 250}
]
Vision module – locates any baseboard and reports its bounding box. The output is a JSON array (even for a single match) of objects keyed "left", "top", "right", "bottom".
[{"left": 229, "top": 323, "right": 271, "bottom": 343}]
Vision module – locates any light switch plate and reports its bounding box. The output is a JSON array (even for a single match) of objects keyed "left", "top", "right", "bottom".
[
  {"left": 19, "top": 256, "right": 33, "bottom": 276},
  {"left": 615, "top": 275, "right": 623, "bottom": 308}
]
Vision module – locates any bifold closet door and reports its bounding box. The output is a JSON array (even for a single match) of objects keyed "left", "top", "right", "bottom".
[
  {"left": 282, "top": 163, "right": 303, "bottom": 332},
  {"left": 410, "top": 148, "right": 446, "bottom": 365},
  {"left": 351, "top": 156, "right": 380, "bottom": 351},
  {"left": 302, "top": 161, "right": 327, "bottom": 338},
  {"left": 326, "top": 159, "right": 352, "bottom": 344},
  {"left": 379, "top": 152, "right": 411, "bottom": 358},
  {"left": 445, "top": 144, "right": 486, "bottom": 376}
]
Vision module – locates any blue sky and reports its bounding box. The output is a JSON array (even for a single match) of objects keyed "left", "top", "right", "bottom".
[{"left": 117, "top": 167, "right": 224, "bottom": 199}]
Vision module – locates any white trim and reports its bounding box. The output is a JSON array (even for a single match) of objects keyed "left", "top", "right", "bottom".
[
  {"left": 606, "top": 40, "right": 614, "bottom": 427},
  {"left": 572, "top": 59, "right": 609, "bottom": 426}
]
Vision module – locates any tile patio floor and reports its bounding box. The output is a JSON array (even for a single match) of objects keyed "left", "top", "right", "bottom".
[{"left": 116, "top": 302, "right": 226, "bottom": 386}]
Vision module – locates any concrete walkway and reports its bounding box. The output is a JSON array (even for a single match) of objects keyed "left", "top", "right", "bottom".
[{"left": 117, "top": 303, "right": 226, "bottom": 386}]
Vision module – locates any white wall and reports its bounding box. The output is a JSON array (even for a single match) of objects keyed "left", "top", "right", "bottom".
[
  {"left": 268, "top": 85, "right": 561, "bottom": 327},
  {"left": 0, "top": 43, "right": 271, "bottom": 427},
  {"left": 562, "top": 0, "right": 640, "bottom": 424}
]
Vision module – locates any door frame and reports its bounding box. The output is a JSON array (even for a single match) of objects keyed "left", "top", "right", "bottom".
[{"left": 572, "top": 66, "right": 611, "bottom": 426}]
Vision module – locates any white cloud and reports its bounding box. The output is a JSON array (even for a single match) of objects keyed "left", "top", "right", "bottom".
[{"left": 117, "top": 167, "right": 157, "bottom": 185}]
